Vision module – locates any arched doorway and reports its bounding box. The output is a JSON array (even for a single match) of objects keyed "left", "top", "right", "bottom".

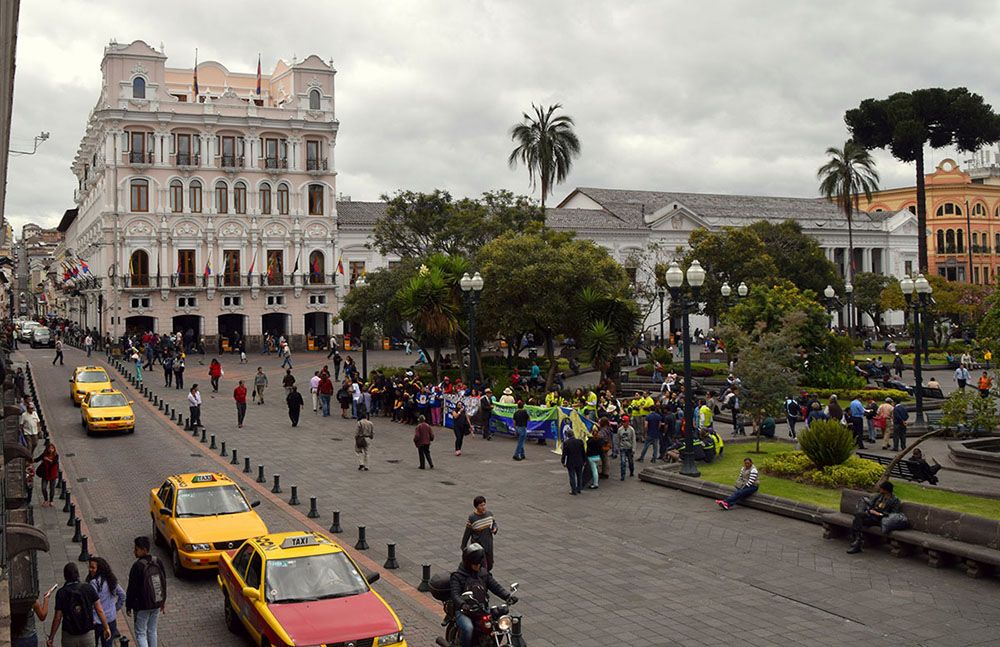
[
  {"left": 218, "top": 314, "right": 246, "bottom": 353},
  {"left": 125, "top": 315, "right": 155, "bottom": 335},
  {"left": 261, "top": 313, "right": 289, "bottom": 339},
  {"left": 304, "top": 312, "right": 329, "bottom": 350},
  {"left": 172, "top": 315, "right": 202, "bottom": 352}
]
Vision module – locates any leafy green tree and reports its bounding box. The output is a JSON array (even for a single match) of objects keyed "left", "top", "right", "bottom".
[
  {"left": 722, "top": 281, "right": 829, "bottom": 350},
  {"left": 508, "top": 104, "right": 581, "bottom": 211},
  {"left": 846, "top": 88, "right": 1000, "bottom": 272},
  {"left": 682, "top": 227, "right": 779, "bottom": 320},
  {"left": 817, "top": 141, "right": 880, "bottom": 285},
  {"left": 578, "top": 288, "right": 641, "bottom": 379},
  {"left": 394, "top": 258, "right": 466, "bottom": 382},
  {"left": 371, "top": 189, "right": 543, "bottom": 258},
  {"left": 745, "top": 220, "right": 843, "bottom": 297},
  {"left": 339, "top": 260, "right": 419, "bottom": 343},
  {"left": 852, "top": 272, "right": 896, "bottom": 329}
]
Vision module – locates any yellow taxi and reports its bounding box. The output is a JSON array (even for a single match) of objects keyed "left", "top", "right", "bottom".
[
  {"left": 69, "top": 366, "right": 113, "bottom": 405},
  {"left": 150, "top": 472, "right": 268, "bottom": 577},
  {"left": 80, "top": 389, "right": 136, "bottom": 435},
  {"left": 218, "top": 531, "right": 406, "bottom": 647}
]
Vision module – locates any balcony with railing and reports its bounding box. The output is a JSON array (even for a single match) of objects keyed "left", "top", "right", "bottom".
[
  {"left": 124, "top": 151, "right": 154, "bottom": 166},
  {"left": 262, "top": 157, "right": 289, "bottom": 170},
  {"left": 306, "top": 158, "right": 329, "bottom": 172},
  {"left": 219, "top": 155, "right": 246, "bottom": 169},
  {"left": 174, "top": 153, "right": 201, "bottom": 167}
]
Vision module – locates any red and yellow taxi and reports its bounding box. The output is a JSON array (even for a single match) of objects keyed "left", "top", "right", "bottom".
[
  {"left": 69, "top": 366, "right": 113, "bottom": 405},
  {"left": 80, "top": 389, "right": 135, "bottom": 435},
  {"left": 218, "top": 531, "right": 406, "bottom": 646},
  {"left": 150, "top": 472, "right": 267, "bottom": 576}
]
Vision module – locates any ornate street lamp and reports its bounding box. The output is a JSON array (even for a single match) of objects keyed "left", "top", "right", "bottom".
[
  {"left": 460, "top": 271, "right": 484, "bottom": 385},
  {"left": 666, "top": 260, "right": 705, "bottom": 478},
  {"left": 845, "top": 281, "right": 854, "bottom": 336},
  {"left": 901, "top": 274, "right": 933, "bottom": 423},
  {"left": 354, "top": 275, "right": 369, "bottom": 381},
  {"left": 657, "top": 286, "right": 667, "bottom": 348},
  {"left": 823, "top": 285, "right": 838, "bottom": 329}
]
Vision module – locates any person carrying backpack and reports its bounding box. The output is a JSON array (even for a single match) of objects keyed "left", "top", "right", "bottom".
[
  {"left": 48, "top": 562, "right": 111, "bottom": 647},
  {"left": 126, "top": 536, "right": 166, "bottom": 647}
]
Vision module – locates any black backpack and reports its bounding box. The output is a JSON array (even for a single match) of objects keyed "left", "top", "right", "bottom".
[
  {"left": 138, "top": 556, "right": 167, "bottom": 609},
  {"left": 61, "top": 583, "right": 94, "bottom": 635}
]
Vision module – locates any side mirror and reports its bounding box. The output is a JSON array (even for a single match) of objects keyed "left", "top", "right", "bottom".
[
  {"left": 68, "top": 379, "right": 73, "bottom": 383},
  {"left": 250, "top": 500, "right": 261, "bottom": 508},
  {"left": 242, "top": 587, "right": 259, "bottom": 602},
  {"left": 365, "top": 570, "right": 380, "bottom": 584},
  {"left": 128, "top": 401, "right": 134, "bottom": 405},
  {"left": 159, "top": 507, "right": 171, "bottom": 516},
  {"left": 110, "top": 378, "right": 116, "bottom": 382}
]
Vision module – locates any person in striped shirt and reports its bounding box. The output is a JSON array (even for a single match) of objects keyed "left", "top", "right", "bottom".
[
  {"left": 461, "top": 496, "right": 498, "bottom": 571},
  {"left": 715, "top": 458, "right": 759, "bottom": 510}
]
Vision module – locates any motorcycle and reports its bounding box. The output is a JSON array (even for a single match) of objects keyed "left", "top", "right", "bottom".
[{"left": 434, "top": 582, "right": 526, "bottom": 647}]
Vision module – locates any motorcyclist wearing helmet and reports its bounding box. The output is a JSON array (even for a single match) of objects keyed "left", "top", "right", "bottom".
[{"left": 450, "top": 543, "right": 515, "bottom": 647}]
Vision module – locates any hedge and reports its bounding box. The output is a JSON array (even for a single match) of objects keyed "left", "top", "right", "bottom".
[
  {"left": 802, "top": 387, "right": 911, "bottom": 403},
  {"left": 761, "top": 451, "right": 883, "bottom": 490}
]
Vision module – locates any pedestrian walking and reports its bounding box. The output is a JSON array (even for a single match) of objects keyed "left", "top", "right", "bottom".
[
  {"left": 978, "top": 371, "right": 992, "bottom": 398},
  {"left": 162, "top": 354, "right": 173, "bottom": 388},
  {"left": 637, "top": 406, "right": 662, "bottom": 463},
  {"left": 715, "top": 457, "right": 760, "bottom": 510},
  {"left": 351, "top": 379, "right": 363, "bottom": 419},
  {"left": 326, "top": 336, "right": 338, "bottom": 359},
  {"left": 173, "top": 354, "right": 185, "bottom": 390},
  {"left": 333, "top": 350, "right": 342, "bottom": 380},
  {"left": 279, "top": 343, "right": 293, "bottom": 369},
  {"left": 561, "top": 430, "right": 586, "bottom": 494},
  {"left": 233, "top": 380, "right": 248, "bottom": 428},
  {"left": 479, "top": 389, "right": 494, "bottom": 439},
  {"left": 48, "top": 562, "right": 111, "bottom": 647},
  {"left": 461, "top": 496, "right": 498, "bottom": 571},
  {"left": 785, "top": 396, "right": 800, "bottom": 439},
  {"left": 317, "top": 373, "right": 334, "bottom": 416},
  {"left": 596, "top": 417, "right": 612, "bottom": 478},
  {"left": 84, "top": 334, "right": 94, "bottom": 358},
  {"left": 892, "top": 353, "right": 904, "bottom": 378},
  {"left": 187, "top": 385, "right": 202, "bottom": 428},
  {"left": 285, "top": 386, "right": 304, "bottom": 427},
  {"left": 618, "top": 415, "right": 636, "bottom": 480},
  {"left": 86, "top": 557, "right": 125, "bottom": 647},
  {"left": 20, "top": 401, "right": 41, "bottom": 455},
  {"left": 848, "top": 396, "right": 866, "bottom": 449},
  {"left": 125, "top": 536, "right": 166, "bottom": 647},
  {"left": 512, "top": 401, "right": 529, "bottom": 461},
  {"left": 208, "top": 359, "right": 222, "bottom": 392},
  {"left": 955, "top": 365, "right": 971, "bottom": 391},
  {"left": 253, "top": 367, "right": 268, "bottom": 404},
  {"left": 52, "top": 338, "right": 64, "bottom": 366},
  {"left": 282, "top": 369, "right": 295, "bottom": 398},
  {"left": 355, "top": 414, "right": 374, "bottom": 470},
  {"left": 585, "top": 428, "right": 603, "bottom": 489},
  {"left": 34, "top": 442, "right": 59, "bottom": 507},
  {"left": 414, "top": 415, "right": 434, "bottom": 469},
  {"left": 336, "top": 381, "right": 352, "bottom": 418},
  {"left": 876, "top": 397, "right": 894, "bottom": 449},
  {"left": 452, "top": 401, "right": 472, "bottom": 456},
  {"left": 891, "top": 399, "right": 909, "bottom": 451},
  {"left": 308, "top": 371, "right": 321, "bottom": 413}
]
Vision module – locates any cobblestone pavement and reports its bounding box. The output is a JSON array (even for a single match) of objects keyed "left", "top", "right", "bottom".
[{"left": 25, "top": 347, "right": 1000, "bottom": 646}]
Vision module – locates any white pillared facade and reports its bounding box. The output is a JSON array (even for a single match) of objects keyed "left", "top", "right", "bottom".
[{"left": 62, "top": 40, "right": 343, "bottom": 347}]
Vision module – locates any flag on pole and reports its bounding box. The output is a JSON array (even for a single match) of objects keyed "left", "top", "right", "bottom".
[
  {"left": 292, "top": 250, "right": 300, "bottom": 274},
  {"left": 247, "top": 249, "right": 257, "bottom": 281},
  {"left": 204, "top": 256, "right": 212, "bottom": 277},
  {"left": 267, "top": 254, "right": 277, "bottom": 279},
  {"left": 78, "top": 258, "right": 89, "bottom": 274},
  {"left": 256, "top": 53, "right": 262, "bottom": 95},
  {"left": 193, "top": 48, "right": 199, "bottom": 97},
  {"left": 336, "top": 252, "right": 344, "bottom": 275},
  {"left": 311, "top": 253, "right": 321, "bottom": 278}
]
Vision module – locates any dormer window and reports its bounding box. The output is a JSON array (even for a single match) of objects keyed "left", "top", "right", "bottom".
[{"left": 132, "top": 77, "right": 146, "bottom": 99}]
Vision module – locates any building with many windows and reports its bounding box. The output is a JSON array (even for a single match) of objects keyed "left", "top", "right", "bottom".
[{"left": 61, "top": 40, "right": 341, "bottom": 347}]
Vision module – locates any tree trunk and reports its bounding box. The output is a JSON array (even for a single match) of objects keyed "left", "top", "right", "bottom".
[
  {"left": 878, "top": 428, "right": 942, "bottom": 486},
  {"left": 915, "top": 150, "right": 928, "bottom": 273}
]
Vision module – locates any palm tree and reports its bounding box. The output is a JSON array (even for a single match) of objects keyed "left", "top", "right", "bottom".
[
  {"left": 817, "top": 141, "right": 880, "bottom": 290},
  {"left": 508, "top": 104, "right": 581, "bottom": 211}
]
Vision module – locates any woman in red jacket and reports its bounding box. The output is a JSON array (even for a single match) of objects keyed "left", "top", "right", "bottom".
[
  {"left": 35, "top": 442, "right": 59, "bottom": 507},
  {"left": 209, "top": 358, "right": 223, "bottom": 392}
]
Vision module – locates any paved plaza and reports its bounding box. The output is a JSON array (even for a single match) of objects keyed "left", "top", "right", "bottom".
[{"left": 22, "top": 345, "right": 1000, "bottom": 646}]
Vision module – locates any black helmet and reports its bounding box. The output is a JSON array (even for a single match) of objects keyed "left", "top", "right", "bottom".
[{"left": 462, "top": 543, "right": 485, "bottom": 569}]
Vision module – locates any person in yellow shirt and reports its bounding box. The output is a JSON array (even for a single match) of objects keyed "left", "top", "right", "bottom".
[
  {"left": 545, "top": 388, "right": 561, "bottom": 408},
  {"left": 985, "top": 349, "right": 993, "bottom": 370}
]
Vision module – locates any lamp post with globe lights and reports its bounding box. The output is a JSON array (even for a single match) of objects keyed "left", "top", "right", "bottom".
[
  {"left": 900, "top": 275, "right": 932, "bottom": 423},
  {"left": 460, "top": 272, "right": 485, "bottom": 386},
  {"left": 823, "top": 285, "right": 839, "bottom": 330},
  {"left": 353, "top": 275, "right": 370, "bottom": 381},
  {"left": 665, "top": 260, "right": 706, "bottom": 477},
  {"left": 845, "top": 281, "right": 854, "bottom": 337}
]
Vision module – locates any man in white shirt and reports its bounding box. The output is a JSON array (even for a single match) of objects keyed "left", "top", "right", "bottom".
[
  {"left": 187, "top": 385, "right": 203, "bottom": 428},
  {"left": 84, "top": 334, "right": 94, "bottom": 358},
  {"left": 351, "top": 380, "right": 363, "bottom": 419},
  {"left": 309, "top": 371, "right": 321, "bottom": 413},
  {"left": 20, "top": 402, "right": 40, "bottom": 454}
]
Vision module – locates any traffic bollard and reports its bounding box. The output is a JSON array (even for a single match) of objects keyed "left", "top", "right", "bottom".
[
  {"left": 59, "top": 480, "right": 67, "bottom": 500},
  {"left": 244, "top": 457, "right": 251, "bottom": 473},
  {"left": 307, "top": 497, "right": 320, "bottom": 519},
  {"left": 271, "top": 475, "right": 282, "bottom": 494},
  {"left": 72, "top": 518, "right": 82, "bottom": 543},
  {"left": 209, "top": 433, "right": 216, "bottom": 449},
  {"left": 220, "top": 441, "right": 228, "bottom": 457},
  {"left": 62, "top": 491, "right": 71, "bottom": 511},
  {"left": 176, "top": 414, "right": 184, "bottom": 428},
  {"left": 169, "top": 406, "right": 175, "bottom": 421},
  {"left": 192, "top": 423, "right": 200, "bottom": 437},
  {"left": 355, "top": 526, "right": 369, "bottom": 550},
  {"left": 384, "top": 543, "right": 399, "bottom": 569},
  {"left": 67, "top": 503, "right": 76, "bottom": 526},
  {"left": 57, "top": 470, "right": 64, "bottom": 488},
  {"left": 288, "top": 486, "right": 299, "bottom": 505},
  {"left": 329, "top": 510, "right": 342, "bottom": 533},
  {"left": 417, "top": 564, "right": 431, "bottom": 592},
  {"left": 184, "top": 417, "right": 192, "bottom": 431},
  {"left": 78, "top": 535, "right": 89, "bottom": 562},
  {"left": 201, "top": 429, "right": 208, "bottom": 444},
  {"left": 256, "top": 465, "right": 265, "bottom": 483},
  {"left": 230, "top": 448, "right": 238, "bottom": 465}
]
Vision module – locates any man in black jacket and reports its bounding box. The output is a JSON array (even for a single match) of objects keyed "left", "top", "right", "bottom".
[
  {"left": 847, "top": 481, "right": 901, "bottom": 554},
  {"left": 126, "top": 536, "right": 166, "bottom": 647},
  {"left": 286, "top": 386, "right": 305, "bottom": 427},
  {"left": 450, "top": 544, "right": 514, "bottom": 647},
  {"left": 561, "top": 430, "right": 586, "bottom": 495}
]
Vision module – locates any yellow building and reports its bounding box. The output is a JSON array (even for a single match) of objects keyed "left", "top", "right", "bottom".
[{"left": 855, "top": 158, "right": 1000, "bottom": 283}]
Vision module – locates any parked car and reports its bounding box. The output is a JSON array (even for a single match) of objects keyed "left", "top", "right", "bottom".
[
  {"left": 18, "top": 321, "right": 39, "bottom": 342},
  {"left": 30, "top": 326, "right": 53, "bottom": 348}
]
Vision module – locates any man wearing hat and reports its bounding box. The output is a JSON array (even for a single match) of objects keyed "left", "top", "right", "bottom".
[
  {"left": 618, "top": 415, "right": 636, "bottom": 479},
  {"left": 479, "top": 388, "right": 494, "bottom": 439},
  {"left": 847, "top": 481, "right": 901, "bottom": 554}
]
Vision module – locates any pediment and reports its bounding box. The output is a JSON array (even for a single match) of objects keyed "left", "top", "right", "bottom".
[{"left": 645, "top": 202, "right": 709, "bottom": 231}]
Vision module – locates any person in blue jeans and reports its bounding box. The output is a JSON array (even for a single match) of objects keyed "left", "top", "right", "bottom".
[
  {"left": 637, "top": 406, "right": 662, "bottom": 463},
  {"left": 716, "top": 458, "right": 759, "bottom": 510},
  {"left": 126, "top": 536, "right": 165, "bottom": 647},
  {"left": 585, "top": 429, "right": 604, "bottom": 489},
  {"left": 512, "top": 401, "right": 529, "bottom": 460},
  {"left": 561, "top": 431, "right": 586, "bottom": 494}
]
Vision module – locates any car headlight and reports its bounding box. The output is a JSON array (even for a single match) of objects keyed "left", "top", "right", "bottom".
[
  {"left": 377, "top": 630, "right": 404, "bottom": 644},
  {"left": 183, "top": 543, "right": 211, "bottom": 552},
  {"left": 496, "top": 615, "right": 512, "bottom": 632},
  {"left": 123, "top": 415, "right": 134, "bottom": 420}
]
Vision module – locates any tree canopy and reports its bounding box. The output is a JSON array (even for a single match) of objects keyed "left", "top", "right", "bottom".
[{"left": 852, "top": 272, "right": 896, "bottom": 329}]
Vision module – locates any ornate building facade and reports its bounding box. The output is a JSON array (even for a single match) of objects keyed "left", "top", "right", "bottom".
[{"left": 61, "top": 40, "right": 341, "bottom": 347}]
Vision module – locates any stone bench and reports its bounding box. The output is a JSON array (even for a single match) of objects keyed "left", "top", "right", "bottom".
[{"left": 821, "top": 489, "right": 1000, "bottom": 578}]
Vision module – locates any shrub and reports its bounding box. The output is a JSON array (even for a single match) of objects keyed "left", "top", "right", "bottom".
[
  {"left": 649, "top": 347, "right": 673, "bottom": 366},
  {"left": 803, "top": 388, "right": 910, "bottom": 403},
  {"left": 759, "top": 451, "right": 813, "bottom": 477},
  {"left": 798, "top": 420, "right": 856, "bottom": 468},
  {"left": 761, "top": 451, "right": 882, "bottom": 489}
]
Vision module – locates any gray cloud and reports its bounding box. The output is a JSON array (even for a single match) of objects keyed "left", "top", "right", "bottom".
[{"left": 7, "top": 0, "right": 1000, "bottom": 233}]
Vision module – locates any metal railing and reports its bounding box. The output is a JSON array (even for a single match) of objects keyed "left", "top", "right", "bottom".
[
  {"left": 306, "top": 158, "right": 328, "bottom": 171},
  {"left": 127, "top": 151, "right": 154, "bottom": 164},
  {"left": 175, "top": 153, "right": 200, "bottom": 166},
  {"left": 219, "top": 155, "right": 246, "bottom": 168},
  {"left": 263, "top": 157, "right": 288, "bottom": 170}
]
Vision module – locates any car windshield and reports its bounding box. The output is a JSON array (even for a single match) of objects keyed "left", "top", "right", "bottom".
[
  {"left": 77, "top": 371, "right": 108, "bottom": 383},
  {"left": 175, "top": 485, "right": 250, "bottom": 517},
  {"left": 34, "top": 328, "right": 50, "bottom": 336},
  {"left": 88, "top": 394, "right": 128, "bottom": 407},
  {"left": 264, "top": 552, "right": 369, "bottom": 603}
]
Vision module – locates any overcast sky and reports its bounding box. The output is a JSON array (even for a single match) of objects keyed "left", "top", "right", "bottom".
[{"left": 7, "top": 0, "right": 1000, "bottom": 235}]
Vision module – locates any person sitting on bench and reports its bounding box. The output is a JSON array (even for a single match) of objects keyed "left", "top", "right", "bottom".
[
  {"left": 847, "top": 481, "right": 900, "bottom": 554},
  {"left": 906, "top": 448, "right": 942, "bottom": 485}
]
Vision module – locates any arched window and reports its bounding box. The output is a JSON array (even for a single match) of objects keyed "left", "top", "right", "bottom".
[
  {"left": 946, "top": 229, "right": 956, "bottom": 253},
  {"left": 309, "top": 251, "right": 325, "bottom": 284},
  {"left": 995, "top": 233, "right": 999, "bottom": 250},
  {"left": 308, "top": 184, "right": 324, "bottom": 215},
  {"left": 169, "top": 180, "right": 183, "bottom": 213},
  {"left": 234, "top": 181, "right": 247, "bottom": 214},
  {"left": 973, "top": 232, "right": 979, "bottom": 250},
  {"left": 260, "top": 183, "right": 272, "bottom": 215},
  {"left": 936, "top": 203, "right": 962, "bottom": 216},
  {"left": 132, "top": 77, "right": 146, "bottom": 99},
  {"left": 189, "top": 180, "right": 203, "bottom": 213},
  {"left": 957, "top": 229, "right": 965, "bottom": 253},
  {"left": 973, "top": 203, "right": 987, "bottom": 217},
  {"left": 277, "top": 183, "right": 289, "bottom": 215},
  {"left": 936, "top": 230, "right": 945, "bottom": 252},
  {"left": 129, "top": 250, "right": 150, "bottom": 287},
  {"left": 216, "top": 181, "right": 229, "bottom": 214},
  {"left": 130, "top": 179, "right": 149, "bottom": 212},
  {"left": 309, "top": 89, "right": 321, "bottom": 110}
]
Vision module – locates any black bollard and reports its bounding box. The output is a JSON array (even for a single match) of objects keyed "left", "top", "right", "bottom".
[
  {"left": 384, "top": 543, "right": 399, "bottom": 569},
  {"left": 184, "top": 416, "right": 192, "bottom": 431},
  {"left": 72, "top": 517, "right": 82, "bottom": 543},
  {"left": 271, "top": 474, "right": 282, "bottom": 494},
  {"left": 176, "top": 414, "right": 184, "bottom": 428},
  {"left": 329, "top": 510, "right": 342, "bottom": 533},
  {"left": 59, "top": 480, "right": 67, "bottom": 500},
  {"left": 78, "top": 535, "right": 89, "bottom": 562},
  {"left": 417, "top": 564, "right": 431, "bottom": 592},
  {"left": 153, "top": 395, "right": 159, "bottom": 407},
  {"left": 256, "top": 465, "right": 265, "bottom": 483},
  {"left": 62, "top": 490, "right": 71, "bottom": 512},
  {"left": 230, "top": 448, "right": 238, "bottom": 465},
  {"left": 355, "top": 526, "right": 369, "bottom": 550},
  {"left": 307, "top": 496, "right": 319, "bottom": 519},
  {"left": 244, "top": 457, "right": 251, "bottom": 473},
  {"left": 57, "top": 470, "right": 64, "bottom": 488},
  {"left": 158, "top": 400, "right": 164, "bottom": 412},
  {"left": 67, "top": 503, "right": 76, "bottom": 526},
  {"left": 288, "top": 486, "right": 299, "bottom": 505},
  {"left": 192, "top": 423, "right": 200, "bottom": 437},
  {"left": 168, "top": 406, "right": 175, "bottom": 421},
  {"left": 201, "top": 429, "right": 208, "bottom": 444},
  {"left": 220, "top": 441, "right": 227, "bottom": 457},
  {"left": 209, "top": 433, "right": 216, "bottom": 449}
]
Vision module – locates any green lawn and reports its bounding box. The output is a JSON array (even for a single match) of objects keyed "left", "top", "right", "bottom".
[
  {"left": 702, "top": 442, "right": 1000, "bottom": 519},
  {"left": 853, "top": 352, "right": 951, "bottom": 365}
]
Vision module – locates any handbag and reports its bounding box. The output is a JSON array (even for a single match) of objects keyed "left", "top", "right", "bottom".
[{"left": 881, "top": 512, "right": 910, "bottom": 533}]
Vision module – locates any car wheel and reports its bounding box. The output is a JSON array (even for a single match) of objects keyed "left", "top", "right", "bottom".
[
  {"left": 170, "top": 543, "right": 186, "bottom": 578},
  {"left": 261, "top": 639, "right": 271, "bottom": 647},
  {"left": 151, "top": 516, "right": 164, "bottom": 547},
  {"left": 223, "top": 594, "right": 240, "bottom": 634}
]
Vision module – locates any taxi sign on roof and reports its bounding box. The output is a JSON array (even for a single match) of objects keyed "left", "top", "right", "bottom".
[
  {"left": 191, "top": 474, "right": 217, "bottom": 483},
  {"left": 280, "top": 534, "right": 319, "bottom": 549}
]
